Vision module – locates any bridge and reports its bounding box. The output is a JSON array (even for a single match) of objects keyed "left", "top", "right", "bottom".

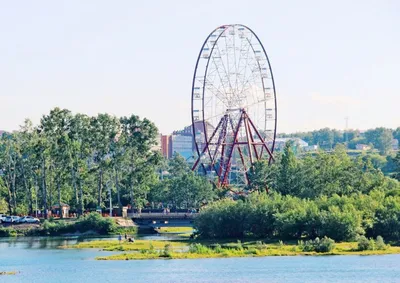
[{"left": 128, "top": 212, "right": 197, "bottom": 228}]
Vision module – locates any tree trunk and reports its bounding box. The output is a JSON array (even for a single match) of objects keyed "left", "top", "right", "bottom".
[
  {"left": 78, "top": 177, "right": 83, "bottom": 216},
  {"left": 11, "top": 163, "right": 17, "bottom": 214},
  {"left": 98, "top": 169, "right": 103, "bottom": 208},
  {"left": 129, "top": 180, "right": 134, "bottom": 206},
  {"left": 5, "top": 168, "right": 13, "bottom": 214},
  {"left": 114, "top": 167, "right": 122, "bottom": 209},
  {"left": 71, "top": 166, "right": 78, "bottom": 208},
  {"left": 48, "top": 164, "right": 53, "bottom": 208},
  {"left": 57, "top": 174, "right": 62, "bottom": 218},
  {"left": 42, "top": 158, "right": 48, "bottom": 219},
  {"left": 21, "top": 163, "right": 33, "bottom": 214},
  {"left": 6, "top": 181, "right": 12, "bottom": 215}
]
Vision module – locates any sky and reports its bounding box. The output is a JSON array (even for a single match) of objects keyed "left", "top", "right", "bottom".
[{"left": 0, "top": 0, "right": 399, "bottom": 134}]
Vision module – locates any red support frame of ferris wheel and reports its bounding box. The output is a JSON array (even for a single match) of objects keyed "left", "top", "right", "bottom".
[{"left": 192, "top": 109, "right": 274, "bottom": 187}]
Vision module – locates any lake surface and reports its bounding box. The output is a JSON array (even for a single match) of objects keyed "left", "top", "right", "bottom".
[{"left": 1, "top": 236, "right": 400, "bottom": 283}]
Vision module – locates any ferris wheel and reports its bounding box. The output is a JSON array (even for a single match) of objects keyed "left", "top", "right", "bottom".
[{"left": 191, "top": 24, "right": 277, "bottom": 187}]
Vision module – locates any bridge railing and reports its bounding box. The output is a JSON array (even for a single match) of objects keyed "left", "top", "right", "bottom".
[{"left": 128, "top": 212, "right": 198, "bottom": 219}]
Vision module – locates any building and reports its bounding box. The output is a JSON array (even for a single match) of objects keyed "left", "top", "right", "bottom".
[
  {"left": 160, "top": 135, "right": 171, "bottom": 158},
  {"left": 356, "top": 144, "right": 371, "bottom": 151},
  {"left": 170, "top": 134, "right": 193, "bottom": 160}
]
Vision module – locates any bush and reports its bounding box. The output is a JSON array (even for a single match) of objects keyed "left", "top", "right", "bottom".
[
  {"left": 357, "top": 235, "right": 387, "bottom": 251},
  {"left": 189, "top": 243, "right": 211, "bottom": 254},
  {"left": 357, "top": 236, "right": 372, "bottom": 251},
  {"left": 39, "top": 213, "right": 117, "bottom": 236},
  {"left": 314, "top": 237, "right": 335, "bottom": 253},
  {"left": 255, "top": 241, "right": 266, "bottom": 250},
  {"left": 162, "top": 244, "right": 172, "bottom": 257},
  {"left": 0, "top": 227, "right": 17, "bottom": 237},
  {"left": 75, "top": 213, "right": 117, "bottom": 234},
  {"left": 375, "top": 236, "right": 388, "bottom": 250},
  {"left": 299, "top": 237, "right": 335, "bottom": 253},
  {"left": 41, "top": 220, "right": 73, "bottom": 235},
  {"left": 236, "top": 240, "right": 243, "bottom": 251},
  {"left": 213, "top": 244, "right": 223, "bottom": 253}
]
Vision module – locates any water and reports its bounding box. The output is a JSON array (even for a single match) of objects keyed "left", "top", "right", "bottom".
[{"left": 1, "top": 237, "right": 400, "bottom": 283}]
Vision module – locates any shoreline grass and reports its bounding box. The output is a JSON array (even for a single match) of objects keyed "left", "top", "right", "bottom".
[
  {"left": 155, "top": 227, "right": 193, "bottom": 234},
  {"left": 63, "top": 238, "right": 400, "bottom": 260},
  {"left": 62, "top": 239, "right": 187, "bottom": 252}
]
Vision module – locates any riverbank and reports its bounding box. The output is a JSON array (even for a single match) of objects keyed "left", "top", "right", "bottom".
[
  {"left": 0, "top": 213, "right": 137, "bottom": 237},
  {"left": 66, "top": 238, "right": 400, "bottom": 260}
]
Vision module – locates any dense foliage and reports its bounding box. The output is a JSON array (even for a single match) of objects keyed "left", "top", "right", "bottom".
[
  {"left": 0, "top": 108, "right": 215, "bottom": 217},
  {"left": 279, "top": 127, "right": 399, "bottom": 154},
  {"left": 196, "top": 144, "right": 400, "bottom": 241}
]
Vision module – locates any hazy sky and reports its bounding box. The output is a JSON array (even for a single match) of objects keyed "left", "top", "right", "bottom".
[{"left": 0, "top": 0, "right": 399, "bottom": 134}]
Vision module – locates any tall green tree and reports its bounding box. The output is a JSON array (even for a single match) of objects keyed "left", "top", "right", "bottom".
[{"left": 364, "top": 128, "right": 393, "bottom": 155}]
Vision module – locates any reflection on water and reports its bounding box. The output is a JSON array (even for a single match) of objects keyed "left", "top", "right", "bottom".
[
  {"left": 0, "top": 233, "right": 185, "bottom": 250},
  {"left": 0, "top": 235, "right": 117, "bottom": 249}
]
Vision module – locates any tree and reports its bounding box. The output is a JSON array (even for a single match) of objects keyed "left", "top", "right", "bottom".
[
  {"left": 393, "top": 127, "right": 400, "bottom": 142},
  {"left": 277, "top": 142, "right": 300, "bottom": 195},
  {"left": 394, "top": 151, "right": 400, "bottom": 181},
  {"left": 89, "top": 114, "right": 120, "bottom": 208},
  {"left": 312, "top": 128, "right": 334, "bottom": 150},
  {"left": 247, "top": 160, "right": 276, "bottom": 193},
  {"left": 168, "top": 172, "right": 215, "bottom": 209},
  {"left": 364, "top": 128, "right": 393, "bottom": 155},
  {"left": 119, "top": 115, "right": 159, "bottom": 208}
]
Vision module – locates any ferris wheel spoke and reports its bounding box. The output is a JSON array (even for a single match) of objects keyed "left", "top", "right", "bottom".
[{"left": 214, "top": 43, "right": 241, "bottom": 107}]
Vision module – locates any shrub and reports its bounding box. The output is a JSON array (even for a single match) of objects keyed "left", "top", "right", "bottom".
[
  {"left": 357, "top": 235, "right": 374, "bottom": 251},
  {"left": 314, "top": 237, "right": 335, "bottom": 253},
  {"left": 75, "top": 213, "right": 117, "bottom": 234},
  {"left": 299, "top": 237, "right": 335, "bottom": 253},
  {"left": 189, "top": 243, "right": 211, "bottom": 254},
  {"left": 357, "top": 235, "right": 387, "bottom": 251},
  {"left": 298, "top": 240, "right": 315, "bottom": 252},
  {"left": 213, "top": 244, "right": 223, "bottom": 253},
  {"left": 149, "top": 242, "right": 155, "bottom": 254},
  {"left": 41, "top": 220, "right": 73, "bottom": 235},
  {"left": 236, "top": 240, "right": 243, "bottom": 251},
  {"left": 255, "top": 241, "right": 266, "bottom": 250},
  {"left": 375, "top": 236, "right": 388, "bottom": 250},
  {"left": 0, "top": 227, "right": 17, "bottom": 237},
  {"left": 162, "top": 244, "right": 172, "bottom": 257}
]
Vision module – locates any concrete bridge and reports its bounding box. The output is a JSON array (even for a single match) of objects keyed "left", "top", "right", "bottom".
[{"left": 128, "top": 212, "right": 197, "bottom": 228}]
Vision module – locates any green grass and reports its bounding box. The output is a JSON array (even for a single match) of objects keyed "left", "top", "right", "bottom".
[
  {"left": 155, "top": 227, "right": 193, "bottom": 233},
  {"left": 65, "top": 238, "right": 400, "bottom": 260},
  {"left": 64, "top": 239, "right": 187, "bottom": 251}
]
